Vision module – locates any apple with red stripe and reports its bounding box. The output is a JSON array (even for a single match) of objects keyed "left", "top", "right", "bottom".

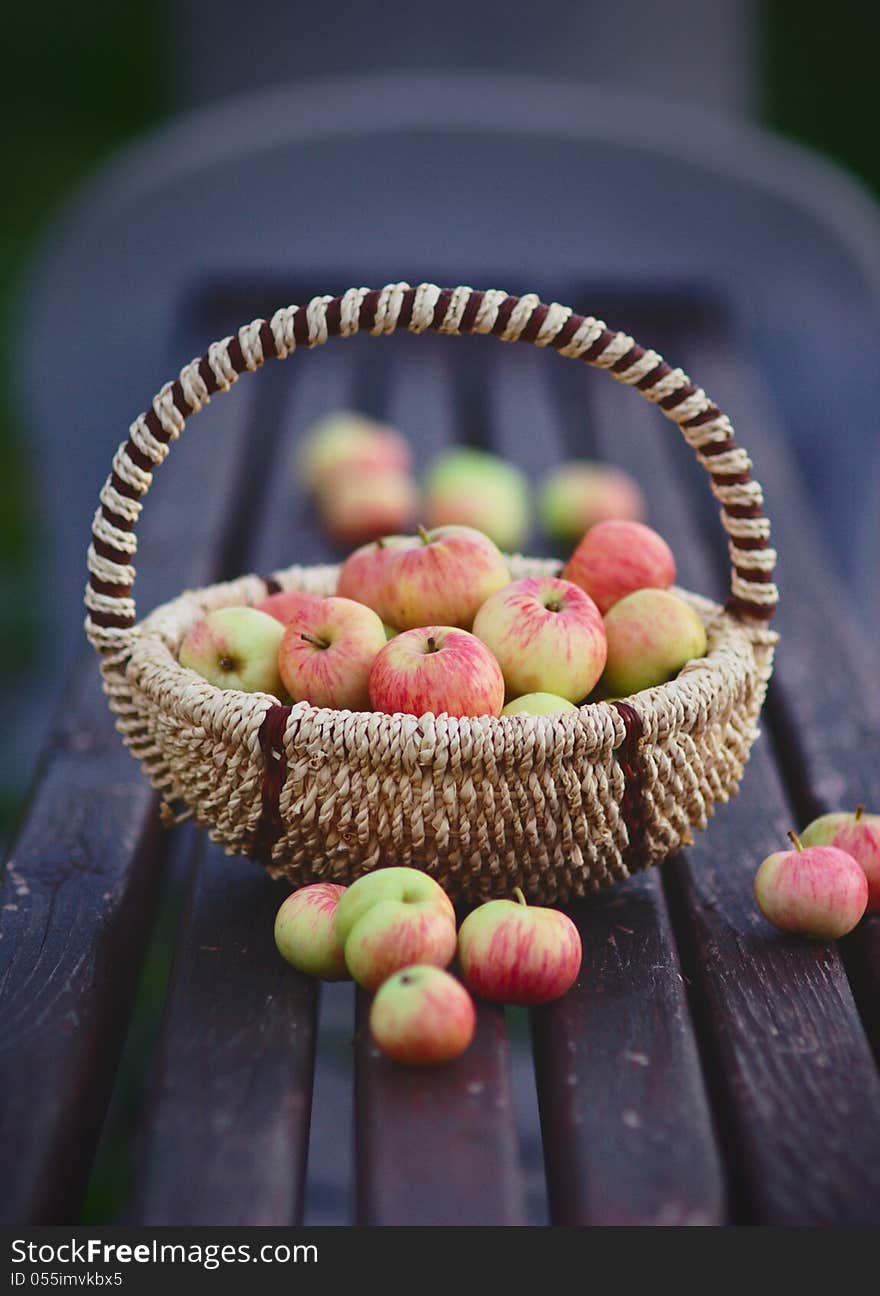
[
  {"left": 457, "top": 887, "right": 582, "bottom": 1005},
  {"left": 278, "top": 596, "right": 387, "bottom": 711},
  {"left": 369, "top": 625, "right": 505, "bottom": 718},
  {"left": 369, "top": 965, "right": 476, "bottom": 1066},
  {"left": 563, "top": 518, "right": 675, "bottom": 614},
  {"left": 472, "top": 575, "right": 606, "bottom": 703},
  {"left": 799, "top": 805, "right": 880, "bottom": 913},
  {"left": 754, "top": 830, "right": 868, "bottom": 939},
  {"left": 335, "top": 867, "right": 458, "bottom": 991},
  {"left": 274, "top": 882, "right": 349, "bottom": 981}
]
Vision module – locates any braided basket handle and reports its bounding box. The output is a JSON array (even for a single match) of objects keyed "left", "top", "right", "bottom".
[{"left": 85, "top": 282, "right": 778, "bottom": 661}]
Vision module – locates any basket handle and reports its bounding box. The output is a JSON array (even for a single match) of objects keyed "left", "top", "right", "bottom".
[{"left": 85, "top": 282, "right": 777, "bottom": 663}]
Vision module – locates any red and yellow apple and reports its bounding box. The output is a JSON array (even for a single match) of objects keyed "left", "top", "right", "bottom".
[
  {"left": 278, "top": 596, "right": 387, "bottom": 710},
  {"left": 562, "top": 519, "right": 675, "bottom": 614},
  {"left": 369, "top": 965, "right": 476, "bottom": 1066},
  {"left": 423, "top": 448, "right": 530, "bottom": 552},
  {"left": 472, "top": 576, "right": 606, "bottom": 702},
  {"left": 799, "top": 806, "right": 880, "bottom": 913},
  {"left": 296, "top": 411, "right": 411, "bottom": 495},
  {"left": 335, "top": 866, "right": 457, "bottom": 991},
  {"left": 368, "top": 626, "right": 505, "bottom": 718},
  {"left": 538, "top": 461, "right": 645, "bottom": 545},
  {"left": 179, "top": 606, "right": 285, "bottom": 694},
  {"left": 335, "top": 534, "right": 412, "bottom": 618},
  {"left": 457, "top": 888, "right": 582, "bottom": 1005},
  {"left": 754, "top": 831, "right": 868, "bottom": 938},
  {"left": 256, "top": 588, "right": 323, "bottom": 625},
  {"left": 601, "top": 588, "right": 707, "bottom": 696},
  {"left": 378, "top": 525, "right": 510, "bottom": 630},
  {"left": 274, "top": 882, "right": 349, "bottom": 980},
  {"left": 318, "top": 466, "right": 420, "bottom": 546}
]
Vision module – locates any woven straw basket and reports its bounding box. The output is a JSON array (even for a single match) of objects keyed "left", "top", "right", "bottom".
[{"left": 85, "top": 283, "right": 778, "bottom": 903}]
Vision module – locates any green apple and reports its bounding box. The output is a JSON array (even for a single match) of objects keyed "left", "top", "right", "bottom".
[
  {"left": 178, "top": 606, "right": 285, "bottom": 694},
  {"left": 295, "top": 411, "right": 411, "bottom": 495},
  {"left": 274, "top": 883, "right": 349, "bottom": 980},
  {"left": 501, "top": 692, "right": 578, "bottom": 716},
  {"left": 423, "top": 448, "right": 530, "bottom": 552},
  {"left": 601, "top": 589, "right": 707, "bottom": 696},
  {"left": 336, "top": 866, "right": 457, "bottom": 991}
]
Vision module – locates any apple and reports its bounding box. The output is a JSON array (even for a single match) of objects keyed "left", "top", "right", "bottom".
[
  {"left": 277, "top": 596, "right": 387, "bottom": 710},
  {"left": 255, "top": 588, "right": 323, "bottom": 625},
  {"left": 368, "top": 626, "right": 505, "bottom": 718},
  {"left": 472, "top": 576, "right": 606, "bottom": 702},
  {"left": 335, "top": 534, "right": 412, "bottom": 618},
  {"left": 538, "top": 461, "right": 645, "bottom": 545},
  {"left": 423, "top": 448, "right": 530, "bottom": 552},
  {"left": 274, "top": 883, "right": 349, "bottom": 980},
  {"left": 296, "top": 411, "right": 411, "bottom": 495},
  {"left": 369, "top": 965, "right": 476, "bottom": 1066},
  {"left": 501, "top": 693, "right": 578, "bottom": 716},
  {"left": 754, "top": 831, "right": 868, "bottom": 939},
  {"left": 179, "top": 606, "right": 285, "bottom": 694},
  {"left": 379, "top": 525, "right": 511, "bottom": 630},
  {"left": 601, "top": 588, "right": 707, "bottom": 696},
  {"left": 335, "top": 866, "right": 457, "bottom": 991},
  {"left": 457, "top": 888, "right": 582, "bottom": 1005},
  {"left": 317, "top": 466, "right": 420, "bottom": 547},
  {"left": 562, "top": 519, "right": 675, "bottom": 614},
  {"left": 799, "top": 805, "right": 880, "bottom": 913}
]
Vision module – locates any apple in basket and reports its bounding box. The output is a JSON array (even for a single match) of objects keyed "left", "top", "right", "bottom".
[
  {"left": 422, "top": 448, "right": 530, "bottom": 553},
  {"left": 256, "top": 588, "right": 324, "bottom": 625},
  {"left": 754, "top": 831, "right": 868, "bottom": 939},
  {"left": 277, "top": 596, "right": 387, "bottom": 711},
  {"left": 798, "top": 805, "right": 880, "bottom": 912},
  {"left": 537, "top": 461, "right": 646, "bottom": 546},
  {"left": 335, "top": 534, "right": 413, "bottom": 614},
  {"left": 457, "top": 888, "right": 582, "bottom": 1005},
  {"left": 178, "top": 606, "right": 285, "bottom": 694},
  {"left": 600, "top": 588, "right": 707, "bottom": 696},
  {"left": 335, "top": 867, "right": 458, "bottom": 991},
  {"left": 274, "top": 882, "right": 350, "bottom": 980},
  {"left": 365, "top": 525, "right": 511, "bottom": 631},
  {"left": 472, "top": 576, "right": 606, "bottom": 703},
  {"left": 368, "top": 627, "right": 505, "bottom": 719},
  {"left": 563, "top": 519, "right": 675, "bottom": 614},
  {"left": 369, "top": 966, "right": 476, "bottom": 1066},
  {"left": 501, "top": 693, "right": 578, "bottom": 716}
]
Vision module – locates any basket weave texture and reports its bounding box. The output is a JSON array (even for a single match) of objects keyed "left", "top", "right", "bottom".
[{"left": 85, "top": 283, "right": 778, "bottom": 902}]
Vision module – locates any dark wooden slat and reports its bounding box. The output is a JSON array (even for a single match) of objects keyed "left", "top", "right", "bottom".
[
  {"left": 127, "top": 348, "right": 352, "bottom": 1222},
  {"left": 489, "top": 345, "right": 725, "bottom": 1224},
  {"left": 585, "top": 350, "right": 880, "bottom": 1222},
  {"left": 679, "top": 331, "right": 880, "bottom": 1068},
  {"left": 126, "top": 841, "right": 316, "bottom": 1224},
  {"left": 0, "top": 383, "right": 257, "bottom": 1223},
  {"left": 354, "top": 989, "right": 525, "bottom": 1225}
]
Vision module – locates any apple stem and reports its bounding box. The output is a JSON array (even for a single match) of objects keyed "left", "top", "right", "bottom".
[
  {"left": 512, "top": 886, "right": 528, "bottom": 907},
  {"left": 376, "top": 537, "right": 386, "bottom": 550},
  {"left": 417, "top": 524, "right": 431, "bottom": 545},
  {"left": 787, "top": 830, "right": 804, "bottom": 853},
  {"left": 300, "top": 632, "right": 329, "bottom": 649},
  {"left": 855, "top": 804, "right": 865, "bottom": 821},
  {"left": 426, "top": 636, "right": 438, "bottom": 653}
]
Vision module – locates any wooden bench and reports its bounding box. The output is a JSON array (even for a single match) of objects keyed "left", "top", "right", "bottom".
[{"left": 3, "top": 278, "right": 879, "bottom": 1226}]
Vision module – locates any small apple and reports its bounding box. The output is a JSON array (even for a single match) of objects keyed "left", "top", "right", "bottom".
[
  {"left": 380, "top": 525, "right": 511, "bottom": 630},
  {"left": 538, "top": 461, "right": 645, "bottom": 545},
  {"left": 278, "top": 596, "right": 387, "bottom": 710},
  {"left": 754, "top": 831, "right": 868, "bottom": 939},
  {"left": 335, "top": 534, "right": 412, "bottom": 619},
  {"left": 179, "top": 606, "right": 285, "bottom": 694},
  {"left": 501, "top": 693, "right": 578, "bottom": 716},
  {"left": 295, "top": 411, "right": 411, "bottom": 495},
  {"left": 369, "top": 965, "right": 476, "bottom": 1066},
  {"left": 601, "top": 588, "right": 707, "bottom": 696},
  {"left": 562, "top": 519, "right": 675, "bottom": 614},
  {"left": 799, "top": 805, "right": 880, "bottom": 913},
  {"left": 274, "top": 883, "right": 349, "bottom": 980},
  {"left": 472, "top": 576, "right": 606, "bottom": 702},
  {"left": 255, "top": 588, "right": 323, "bottom": 625},
  {"left": 317, "top": 465, "right": 420, "bottom": 547},
  {"left": 336, "top": 867, "right": 457, "bottom": 991},
  {"left": 423, "top": 448, "right": 530, "bottom": 552},
  {"left": 457, "top": 888, "right": 582, "bottom": 1005},
  {"left": 368, "top": 626, "right": 505, "bottom": 718}
]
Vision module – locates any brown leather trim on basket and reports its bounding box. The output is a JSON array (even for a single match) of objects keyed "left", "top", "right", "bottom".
[
  {"left": 254, "top": 703, "right": 292, "bottom": 862},
  {"left": 611, "top": 701, "right": 649, "bottom": 872}
]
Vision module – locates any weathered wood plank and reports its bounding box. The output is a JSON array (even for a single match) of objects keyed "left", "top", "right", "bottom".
[
  {"left": 492, "top": 343, "right": 725, "bottom": 1224},
  {"left": 584, "top": 337, "right": 880, "bottom": 1223},
  {"left": 0, "top": 381, "right": 257, "bottom": 1223}
]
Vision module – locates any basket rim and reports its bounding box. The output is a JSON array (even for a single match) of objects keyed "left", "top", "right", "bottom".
[{"left": 124, "top": 556, "right": 777, "bottom": 750}]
